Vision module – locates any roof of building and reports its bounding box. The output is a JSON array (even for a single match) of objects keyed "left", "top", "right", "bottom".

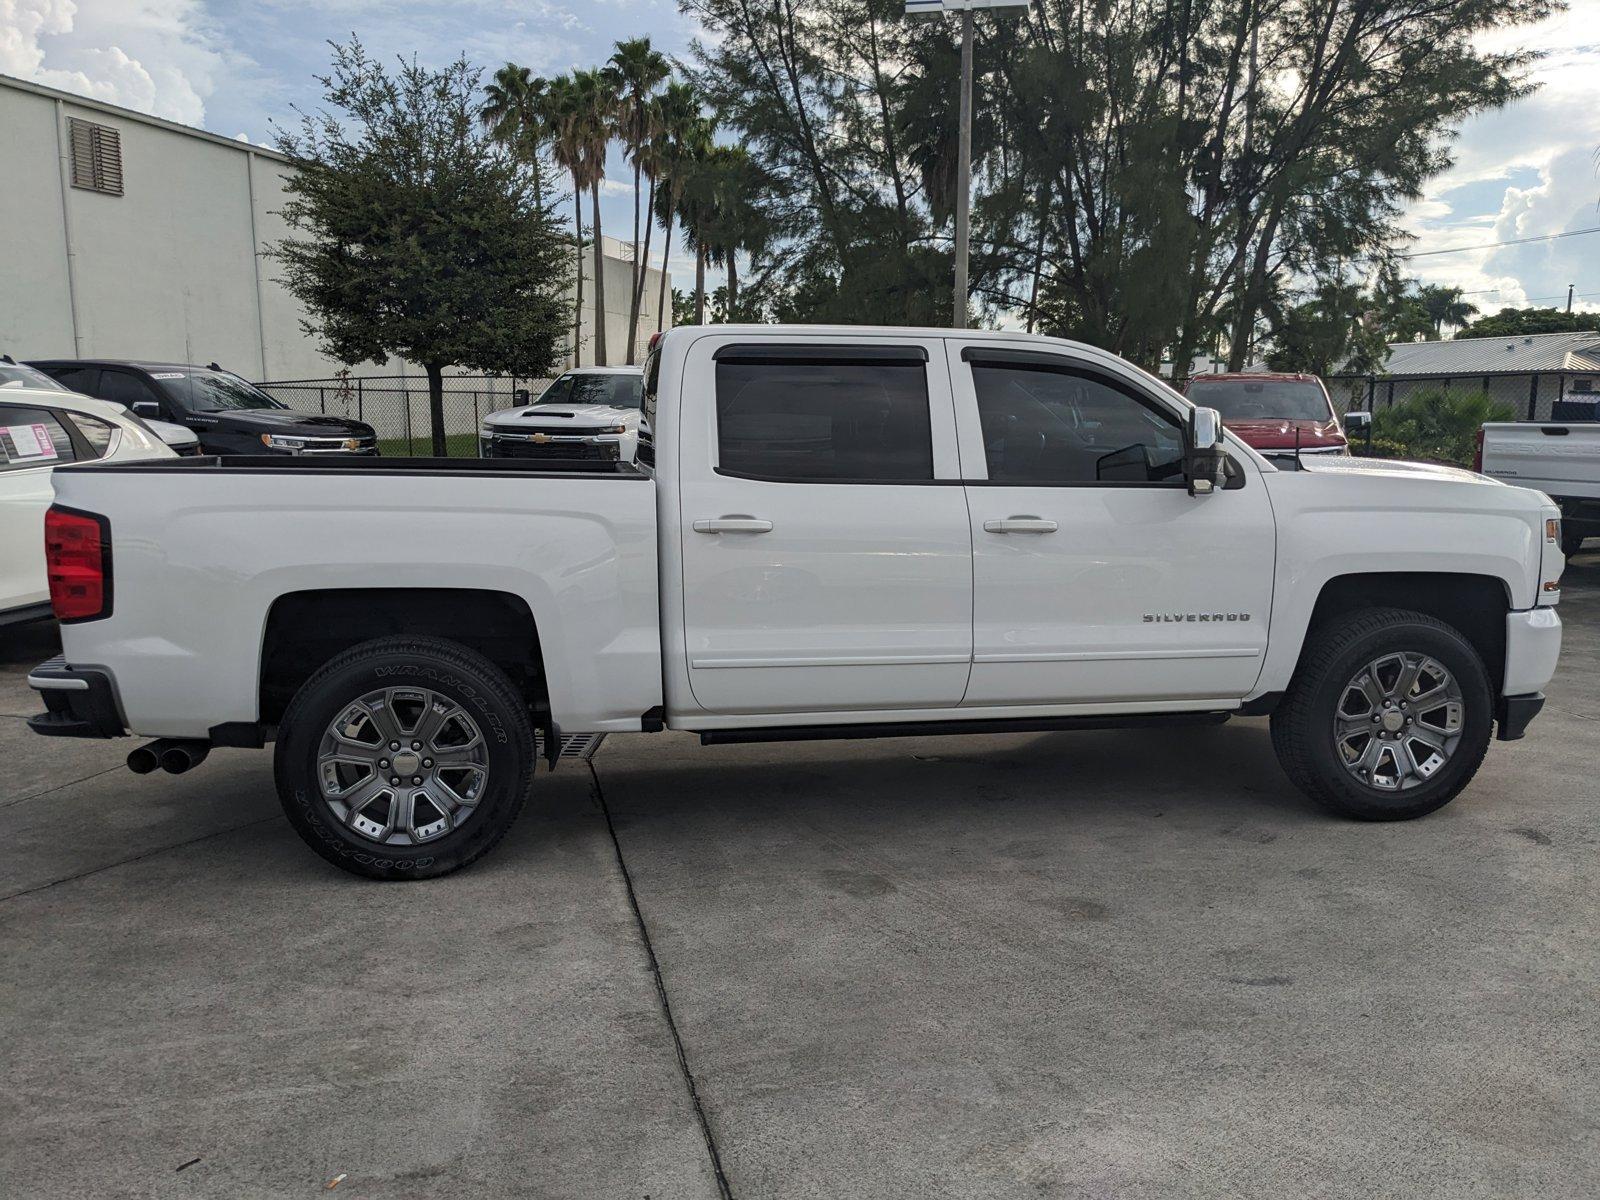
[
  {"left": 0, "top": 72, "right": 290, "bottom": 164},
  {"left": 1382, "top": 329, "right": 1600, "bottom": 377}
]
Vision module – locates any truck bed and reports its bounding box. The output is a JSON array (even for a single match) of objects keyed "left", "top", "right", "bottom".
[
  {"left": 1479, "top": 422, "right": 1600, "bottom": 501},
  {"left": 46, "top": 453, "right": 662, "bottom": 737}
]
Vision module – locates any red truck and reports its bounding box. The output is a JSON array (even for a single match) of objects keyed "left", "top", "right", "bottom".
[{"left": 1183, "top": 373, "right": 1350, "bottom": 462}]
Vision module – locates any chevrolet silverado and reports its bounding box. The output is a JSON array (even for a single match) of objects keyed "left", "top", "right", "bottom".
[{"left": 28, "top": 326, "right": 1565, "bottom": 879}]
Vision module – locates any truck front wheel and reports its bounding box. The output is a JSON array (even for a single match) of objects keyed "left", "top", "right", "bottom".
[
  {"left": 1270, "top": 608, "right": 1493, "bottom": 821},
  {"left": 274, "top": 636, "right": 535, "bottom": 879}
]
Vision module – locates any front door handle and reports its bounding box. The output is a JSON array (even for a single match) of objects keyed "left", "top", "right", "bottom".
[
  {"left": 693, "top": 517, "right": 774, "bottom": 534},
  {"left": 983, "top": 517, "right": 1058, "bottom": 534}
]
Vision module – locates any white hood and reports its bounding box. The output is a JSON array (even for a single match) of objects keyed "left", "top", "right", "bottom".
[
  {"left": 483, "top": 403, "right": 640, "bottom": 429},
  {"left": 1299, "top": 454, "right": 1502, "bottom": 486}
]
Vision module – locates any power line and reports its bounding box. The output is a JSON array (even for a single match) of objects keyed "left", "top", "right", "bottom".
[{"left": 1396, "top": 225, "right": 1600, "bottom": 259}]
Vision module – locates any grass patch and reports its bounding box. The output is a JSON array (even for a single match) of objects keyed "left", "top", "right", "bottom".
[{"left": 376, "top": 432, "right": 480, "bottom": 458}]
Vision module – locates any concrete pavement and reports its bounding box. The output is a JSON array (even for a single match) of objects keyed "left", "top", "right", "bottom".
[{"left": 2, "top": 560, "right": 1597, "bottom": 1197}]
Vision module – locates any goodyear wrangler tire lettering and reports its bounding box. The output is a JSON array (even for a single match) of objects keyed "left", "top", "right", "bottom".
[{"left": 274, "top": 636, "right": 535, "bottom": 881}]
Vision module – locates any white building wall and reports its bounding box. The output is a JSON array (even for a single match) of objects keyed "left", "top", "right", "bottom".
[{"left": 0, "top": 75, "right": 665, "bottom": 387}]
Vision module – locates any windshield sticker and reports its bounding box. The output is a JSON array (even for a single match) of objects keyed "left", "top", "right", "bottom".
[
  {"left": 150, "top": 372, "right": 186, "bottom": 379},
  {"left": 2, "top": 423, "right": 59, "bottom": 462}
]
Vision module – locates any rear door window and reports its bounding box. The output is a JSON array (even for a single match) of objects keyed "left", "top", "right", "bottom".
[
  {"left": 713, "top": 348, "right": 933, "bottom": 482},
  {"left": 0, "top": 406, "right": 78, "bottom": 471}
]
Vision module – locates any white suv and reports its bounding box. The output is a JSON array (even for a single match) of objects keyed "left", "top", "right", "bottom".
[{"left": 0, "top": 375, "right": 175, "bottom": 625}]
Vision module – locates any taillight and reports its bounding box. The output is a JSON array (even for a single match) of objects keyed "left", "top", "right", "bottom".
[
  {"left": 45, "top": 506, "right": 112, "bottom": 622},
  {"left": 1472, "top": 428, "right": 1485, "bottom": 473}
]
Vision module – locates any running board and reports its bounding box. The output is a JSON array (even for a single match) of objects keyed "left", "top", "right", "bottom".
[{"left": 698, "top": 711, "right": 1230, "bottom": 746}]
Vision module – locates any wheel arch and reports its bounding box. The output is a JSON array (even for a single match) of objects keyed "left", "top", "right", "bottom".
[
  {"left": 1300, "top": 572, "right": 1510, "bottom": 694},
  {"left": 259, "top": 588, "right": 549, "bottom": 729}
]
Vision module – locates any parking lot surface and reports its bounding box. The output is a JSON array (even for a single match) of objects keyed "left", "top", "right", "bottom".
[{"left": 3, "top": 556, "right": 1597, "bottom": 1198}]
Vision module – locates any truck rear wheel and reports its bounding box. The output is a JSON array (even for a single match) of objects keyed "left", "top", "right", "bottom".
[
  {"left": 1561, "top": 528, "right": 1585, "bottom": 557},
  {"left": 1270, "top": 608, "right": 1493, "bottom": 821},
  {"left": 274, "top": 636, "right": 535, "bottom": 880}
]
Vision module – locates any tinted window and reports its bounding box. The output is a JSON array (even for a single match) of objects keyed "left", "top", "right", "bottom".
[
  {"left": 716, "top": 356, "right": 933, "bottom": 482},
  {"left": 0, "top": 406, "right": 77, "bottom": 471},
  {"left": 971, "top": 363, "right": 1184, "bottom": 484},
  {"left": 99, "top": 370, "right": 162, "bottom": 410},
  {"left": 46, "top": 366, "right": 99, "bottom": 394},
  {"left": 1186, "top": 378, "right": 1332, "bottom": 422},
  {"left": 0, "top": 363, "right": 70, "bottom": 392}
]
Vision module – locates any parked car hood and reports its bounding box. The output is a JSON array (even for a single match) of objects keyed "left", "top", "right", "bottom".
[
  {"left": 198, "top": 409, "right": 374, "bottom": 436},
  {"left": 1298, "top": 455, "right": 1502, "bottom": 486},
  {"left": 484, "top": 403, "right": 639, "bottom": 429},
  {"left": 1222, "top": 417, "right": 1345, "bottom": 450}
]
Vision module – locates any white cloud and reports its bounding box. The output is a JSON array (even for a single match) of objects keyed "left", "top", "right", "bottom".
[
  {"left": 1399, "top": 0, "right": 1600, "bottom": 308},
  {"left": 0, "top": 0, "right": 240, "bottom": 126}
]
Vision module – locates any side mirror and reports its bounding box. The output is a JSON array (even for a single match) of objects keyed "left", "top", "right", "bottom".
[
  {"left": 1185, "top": 406, "right": 1227, "bottom": 495},
  {"left": 514, "top": 388, "right": 530, "bottom": 404},
  {"left": 1343, "top": 410, "right": 1372, "bottom": 432},
  {"left": 132, "top": 400, "right": 161, "bottom": 418}
]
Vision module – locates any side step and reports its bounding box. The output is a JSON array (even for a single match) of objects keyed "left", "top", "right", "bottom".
[
  {"left": 699, "top": 711, "right": 1230, "bottom": 746},
  {"left": 535, "top": 731, "right": 607, "bottom": 762}
]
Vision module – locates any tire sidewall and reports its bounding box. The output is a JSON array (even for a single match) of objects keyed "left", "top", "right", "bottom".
[
  {"left": 275, "top": 648, "right": 531, "bottom": 880},
  {"left": 1297, "top": 619, "right": 1492, "bottom": 816}
]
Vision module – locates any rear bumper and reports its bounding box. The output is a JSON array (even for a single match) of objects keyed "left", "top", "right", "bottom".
[{"left": 25, "top": 656, "right": 126, "bottom": 739}]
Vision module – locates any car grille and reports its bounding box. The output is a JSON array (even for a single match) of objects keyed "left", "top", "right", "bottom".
[
  {"left": 297, "top": 435, "right": 378, "bottom": 455},
  {"left": 486, "top": 438, "right": 619, "bottom": 462}
]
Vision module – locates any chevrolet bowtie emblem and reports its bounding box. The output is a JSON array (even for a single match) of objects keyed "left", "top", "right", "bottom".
[
  {"left": 343, "top": 439, "right": 360, "bottom": 451},
  {"left": 531, "top": 432, "right": 552, "bottom": 443}
]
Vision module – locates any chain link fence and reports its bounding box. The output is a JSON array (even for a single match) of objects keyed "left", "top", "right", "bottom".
[{"left": 255, "top": 374, "right": 554, "bottom": 457}]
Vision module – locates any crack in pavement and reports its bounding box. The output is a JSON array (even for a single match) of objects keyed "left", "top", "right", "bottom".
[
  {"left": 0, "top": 817, "right": 278, "bottom": 904},
  {"left": 2, "top": 763, "right": 127, "bottom": 809},
  {"left": 587, "top": 759, "right": 734, "bottom": 1200}
]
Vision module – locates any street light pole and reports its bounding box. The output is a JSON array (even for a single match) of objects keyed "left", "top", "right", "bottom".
[{"left": 953, "top": 7, "right": 974, "bottom": 329}]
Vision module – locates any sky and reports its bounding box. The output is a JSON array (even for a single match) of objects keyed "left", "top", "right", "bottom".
[{"left": 3, "top": 0, "right": 1598, "bottom": 322}]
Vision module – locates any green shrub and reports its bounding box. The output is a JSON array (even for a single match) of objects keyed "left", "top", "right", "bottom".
[
  {"left": 1350, "top": 436, "right": 1412, "bottom": 460},
  {"left": 1369, "top": 388, "right": 1515, "bottom": 467}
]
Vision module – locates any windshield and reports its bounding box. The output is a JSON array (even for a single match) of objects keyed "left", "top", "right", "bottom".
[
  {"left": 0, "top": 363, "right": 69, "bottom": 392},
  {"left": 160, "top": 370, "right": 286, "bottom": 413},
  {"left": 534, "top": 373, "right": 643, "bottom": 410},
  {"left": 1187, "top": 378, "right": 1333, "bottom": 422}
]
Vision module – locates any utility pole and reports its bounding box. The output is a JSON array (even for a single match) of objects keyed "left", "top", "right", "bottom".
[
  {"left": 953, "top": 7, "right": 974, "bottom": 328},
  {"left": 906, "top": 0, "right": 1029, "bottom": 328},
  {"left": 1567, "top": 283, "right": 1575, "bottom": 313}
]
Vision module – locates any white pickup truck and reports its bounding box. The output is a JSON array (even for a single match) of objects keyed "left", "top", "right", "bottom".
[
  {"left": 29, "top": 326, "right": 1566, "bottom": 879},
  {"left": 1478, "top": 421, "right": 1600, "bottom": 555}
]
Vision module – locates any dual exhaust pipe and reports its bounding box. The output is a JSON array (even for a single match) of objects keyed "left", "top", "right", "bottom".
[{"left": 127, "top": 738, "right": 210, "bottom": 776}]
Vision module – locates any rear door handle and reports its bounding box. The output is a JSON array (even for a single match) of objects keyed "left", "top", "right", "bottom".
[
  {"left": 693, "top": 518, "right": 773, "bottom": 534},
  {"left": 983, "top": 517, "right": 1058, "bottom": 534}
]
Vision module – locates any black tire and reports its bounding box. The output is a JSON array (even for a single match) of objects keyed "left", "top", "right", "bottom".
[
  {"left": 274, "top": 636, "right": 535, "bottom": 880},
  {"left": 1561, "top": 528, "right": 1585, "bottom": 557},
  {"left": 1270, "top": 607, "right": 1493, "bottom": 821}
]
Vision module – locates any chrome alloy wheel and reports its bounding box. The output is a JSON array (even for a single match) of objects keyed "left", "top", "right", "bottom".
[
  {"left": 1333, "top": 652, "right": 1465, "bottom": 792},
  {"left": 316, "top": 687, "right": 491, "bottom": 845}
]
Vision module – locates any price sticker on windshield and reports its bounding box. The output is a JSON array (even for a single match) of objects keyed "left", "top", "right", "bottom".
[{"left": 2, "top": 423, "right": 59, "bottom": 463}]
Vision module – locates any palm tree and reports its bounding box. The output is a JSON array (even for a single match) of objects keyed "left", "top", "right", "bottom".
[
  {"left": 480, "top": 63, "right": 547, "bottom": 200},
  {"left": 1417, "top": 285, "right": 1480, "bottom": 339},
  {"left": 702, "top": 147, "right": 769, "bottom": 319},
  {"left": 542, "top": 75, "right": 588, "bottom": 362},
  {"left": 651, "top": 85, "right": 711, "bottom": 332},
  {"left": 607, "top": 38, "right": 669, "bottom": 362},
  {"left": 570, "top": 67, "right": 619, "bottom": 365}
]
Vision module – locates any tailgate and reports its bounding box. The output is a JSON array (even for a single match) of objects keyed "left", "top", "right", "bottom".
[{"left": 1480, "top": 423, "right": 1600, "bottom": 499}]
